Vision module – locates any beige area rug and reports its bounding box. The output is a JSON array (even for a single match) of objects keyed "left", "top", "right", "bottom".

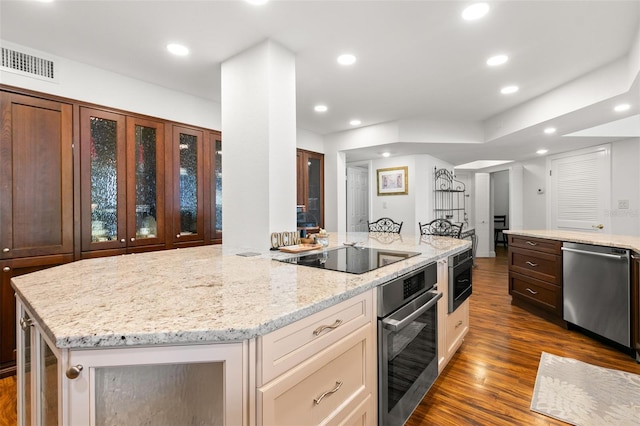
[{"left": 531, "top": 352, "right": 640, "bottom": 425}]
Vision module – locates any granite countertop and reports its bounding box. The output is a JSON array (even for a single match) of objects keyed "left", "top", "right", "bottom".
[
  {"left": 11, "top": 232, "right": 470, "bottom": 350},
  {"left": 504, "top": 229, "right": 640, "bottom": 252}
]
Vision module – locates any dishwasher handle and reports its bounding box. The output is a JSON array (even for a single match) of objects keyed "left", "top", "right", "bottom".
[{"left": 561, "top": 247, "right": 628, "bottom": 261}]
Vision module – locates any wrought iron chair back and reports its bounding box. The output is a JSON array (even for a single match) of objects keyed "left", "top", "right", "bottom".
[
  {"left": 419, "top": 218, "right": 463, "bottom": 238},
  {"left": 367, "top": 217, "right": 403, "bottom": 234}
]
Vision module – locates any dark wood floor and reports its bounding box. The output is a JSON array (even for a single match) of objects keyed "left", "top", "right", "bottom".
[
  {"left": 1, "top": 248, "right": 638, "bottom": 426},
  {"left": 407, "top": 247, "right": 640, "bottom": 425}
]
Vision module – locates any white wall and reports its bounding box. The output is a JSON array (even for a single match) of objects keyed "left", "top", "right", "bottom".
[
  {"left": 521, "top": 157, "right": 548, "bottom": 229},
  {"left": 610, "top": 137, "right": 640, "bottom": 235},
  {"left": 297, "top": 128, "right": 324, "bottom": 153},
  {"left": 1, "top": 41, "right": 221, "bottom": 130},
  {"left": 369, "top": 156, "right": 416, "bottom": 236}
]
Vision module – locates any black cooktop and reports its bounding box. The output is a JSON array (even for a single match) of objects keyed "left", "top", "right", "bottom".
[{"left": 279, "top": 246, "right": 420, "bottom": 274}]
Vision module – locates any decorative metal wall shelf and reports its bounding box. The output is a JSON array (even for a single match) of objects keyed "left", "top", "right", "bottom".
[{"left": 433, "top": 167, "right": 468, "bottom": 227}]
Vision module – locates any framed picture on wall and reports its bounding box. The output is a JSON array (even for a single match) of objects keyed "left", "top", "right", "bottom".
[{"left": 376, "top": 166, "right": 408, "bottom": 195}]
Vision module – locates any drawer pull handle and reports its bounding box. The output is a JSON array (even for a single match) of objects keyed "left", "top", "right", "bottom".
[
  {"left": 313, "top": 319, "right": 343, "bottom": 336},
  {"left": 526, "top": 241, "right": 538, "bottom": 246},
  {"left": 526, "top": 288, "right": 538, "bottom": 295},
  {"left": 455, "top": 320, "right": 463, "bottom": 329},
  {"left": 525, "top": 261, "right": 538, "bottom": 267},
  {"left": 314, "top": 381, "right": 343, "bottom": 405}
]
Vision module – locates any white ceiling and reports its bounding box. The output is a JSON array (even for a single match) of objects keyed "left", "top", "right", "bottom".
[{"left": 1, "top": 0, "right": 639, "bottom": 166}]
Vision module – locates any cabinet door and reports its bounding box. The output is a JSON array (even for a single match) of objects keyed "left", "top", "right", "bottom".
[
  {"left": 209, "top": 134, "right": 222, "bottom": 244},
  {"left": 172, "top": 126, "right": 204, "bottom": 245},
  {"left": 296, "top": 149, "right": 324, "bottom": 229},
  {"left": 80, "top": 108, "right": 127, "bottom": 254},
  {"left": 126, "top": 117, "right": 165, "bottom": 250},
  {"left": 0, "top": 262, "right": 15, "bottom": 371},
  {"left": 0, "top": 92, "right": 73, "bottom": 259}
]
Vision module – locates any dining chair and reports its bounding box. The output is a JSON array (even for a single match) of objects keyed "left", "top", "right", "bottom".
[
  {"left": 367, "top": 217, "right": 403, "bottom": 234},
  {"left": 494, "top": 215, "right": 508, "bottom": 247},
  {"left": 419, "top": 218, "right": 463, "bottom": 238}
]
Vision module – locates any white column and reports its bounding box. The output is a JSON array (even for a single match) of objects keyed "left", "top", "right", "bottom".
[{"left": 221, "top": 40, "right": 297, "bottom": 250}]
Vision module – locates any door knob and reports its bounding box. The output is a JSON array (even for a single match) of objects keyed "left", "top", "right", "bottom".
[
  {"left": 592, "top": 224, "right": 604, "bottom": 230},
  {"left": 2, "top": 267, "right": 10, "bottom": 272},
  {"left": 2, "top": 248, "right": 9, "bottom": 253},
  {"left": 66, "top": 365, "right": 83, "bottom": 379}
]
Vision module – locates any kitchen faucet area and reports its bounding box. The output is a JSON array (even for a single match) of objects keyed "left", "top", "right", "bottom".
[{"left": 1, "top": 1, "right": 640, "bottom": 425}]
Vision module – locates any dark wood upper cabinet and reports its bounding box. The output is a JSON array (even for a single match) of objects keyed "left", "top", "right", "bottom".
[
  {"left": 80, "top": 107, "right": 127, "bottom": 254},
  {"left": 170, "top": 125, "right": 205, "bottom": 246},
  {"left": 209, "top": 133, "right": 223, "bottom": 244},
  {"left": 296, "top": 149, "right": 324, "bottom": 229},
  {"left": 0, "top": 92, "right": 74, "bottom": 259}
]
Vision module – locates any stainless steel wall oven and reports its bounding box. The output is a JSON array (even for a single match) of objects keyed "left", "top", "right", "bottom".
[
  {"left": 377, "top": 262, "right": 441, "bottom": 425},
  {"left": 448, "top": 248, "right": 473, "bottom": 313}
]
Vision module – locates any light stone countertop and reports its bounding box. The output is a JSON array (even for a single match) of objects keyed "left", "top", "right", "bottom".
[
  {"left": 504, "top": 229, "right": 640, "bottom": 252},
  {"left": 11, "top": 232, "right": 470, "bottom": 350}
]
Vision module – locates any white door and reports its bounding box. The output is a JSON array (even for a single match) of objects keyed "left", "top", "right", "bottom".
[
  {"left": 474, "top": 173, "right": 491, "bottom": 257},
  {"left": 548, "top": 145, "right": 611, "bottom": 232},
  {"left": 346, "top": 166, "right": 369, "bottom": 232}
]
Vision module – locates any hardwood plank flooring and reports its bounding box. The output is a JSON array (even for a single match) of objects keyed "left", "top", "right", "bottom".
[
  {"left": 407, "top": 247, "right": 640, "bottom": 425},
  {"left": 0, "top": 248, "right": 638, "bottom": 425}
]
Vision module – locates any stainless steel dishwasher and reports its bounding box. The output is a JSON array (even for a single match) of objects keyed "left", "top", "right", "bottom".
[{"left": 562, "top": 242, "right": 631, "bottom": 348}]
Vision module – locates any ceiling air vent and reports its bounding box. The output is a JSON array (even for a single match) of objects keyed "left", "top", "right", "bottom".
[{"left": 1, "top": 46, "right": 57, "bottom": 82}]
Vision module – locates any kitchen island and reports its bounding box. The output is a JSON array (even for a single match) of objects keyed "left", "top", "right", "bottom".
[{"left": 11, "top": 232, "right": 470, "bottom": 425}]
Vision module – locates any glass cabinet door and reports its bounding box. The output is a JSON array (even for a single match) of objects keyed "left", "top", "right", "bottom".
[
  {"left": 80, "top": 108, "right": 127, "bottom": 253},
  {"left": 40, "top": 334, "right": 59, "bottom": 425},
  {"left": 126, "top": 117, "right": 164, "bottom": 248},
  {"left": 17, "top": 307, "right": 33, "bottom": 426},
  {"left": 211, "top": 135, "right": 222, "bottom": 243},
  {"left": 173, "top": 126, "right": 203, "bottom": 244}
]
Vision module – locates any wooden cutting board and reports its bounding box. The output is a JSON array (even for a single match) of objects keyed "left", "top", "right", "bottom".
[{"left": 278, "top": 244, "right": 322, "bottom": 253}]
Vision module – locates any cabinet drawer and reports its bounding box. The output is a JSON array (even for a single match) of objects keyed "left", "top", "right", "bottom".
[
  {"left": 510, "top": 272, "right": 562, "bottom": 315},
  {"left": 509, "top": 247, "right": 562, "bottom": 285},
  {"left": 508, "top": 235, "right": 562, "bottom": 255},
  {"left": 258, "top": 290, "right": 373, "bottom": 385},
  {"left": 258, "top": 324, "right": 373, "bottom": 426},
  {"left": 446, "top": 300, "right": 469, "bottom": 355}
]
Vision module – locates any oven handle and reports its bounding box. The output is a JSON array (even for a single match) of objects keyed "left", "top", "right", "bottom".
[{"left": 381, "top": 291, "right": 442, "bottom": 332}]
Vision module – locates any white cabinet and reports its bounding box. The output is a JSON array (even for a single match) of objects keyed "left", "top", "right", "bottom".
[
  {"left": 256, "top": 290, "right": 376, "bottom": 426},
  {"left": 16, "top": 298, "right": 247, "bottom": 426},
  {"left": 436, "top": 258, "right": 469, "bottom": 373}
]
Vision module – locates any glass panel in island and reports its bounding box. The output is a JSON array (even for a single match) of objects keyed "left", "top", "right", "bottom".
[
  {"left": 39, "top": 335, "right": 58, "bottom": 425},
  {"left": 94, "top": 362, "right": 224, "bottom": 425}
]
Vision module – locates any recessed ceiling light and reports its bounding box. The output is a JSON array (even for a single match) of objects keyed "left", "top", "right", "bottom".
[
  {"left": 382, "top": 152, "right": 391, "bottom": 158},
  {"left": 166, "top": 43, "right": 189, "bottom": 56},
  {"left": 536, "top": 149, "right": 549, "bottom": 155},
  {"left": 350, "top": 119, "right": 362, "bottom": 126},
  {"left": 486, "top": 54, "right": 508, "bottom": 67},
  {"left": 614, "top": 103, "right": 631, "bottom": 112},
  {"left": 500, "top": 85, "right": 519, "bottom": 95},
  {"left": 337, "top": 54, "right": 357, "bottom": 66},
  {"left": 246, "top": 0, "right": 268, "bottom": 5},
  {"left": 544, "top": 127, "right": 557, "bottom": 134},
  {"left": 314, "top": 105, "right": 328, "bottom": 113},
  {"left": 462, "top": 3, "right": 490, "bottom": 21}
]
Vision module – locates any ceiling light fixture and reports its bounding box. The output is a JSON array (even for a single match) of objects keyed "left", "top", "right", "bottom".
[
  {"left": 500, "top": 85, "right": 519, "bottom": 95},
  {"left": 337, "top": 54, "right": 357, "bottom": 66},
  {"left": 314, "top": 105, "right": 328, "bottom": 113},
  {"left": 382, "top": 152, "right": 391, "bottom": 158},
  {"left": 246, "top": 0, "right": 268, "bottom": 5},
  {"left": 462, "top": 3, "right": 490, "bottom": 21},
  {"left": 544, "top": 127, "right": 557, "bottom": 134},
  {"left": 536, "top": 149, "right": 549, "bottom": 155},
  {"left": 166, "top": 43, "right": 189, "bottom": 56},
  {"left": 350, "top": 119, "right": 361, "bottom": 126},
  {"left": 614, "top": 103, "right": 631, "bottom": 112},
  {"left": 486, "top": 54, "right": 508, "bottom": 66}
]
